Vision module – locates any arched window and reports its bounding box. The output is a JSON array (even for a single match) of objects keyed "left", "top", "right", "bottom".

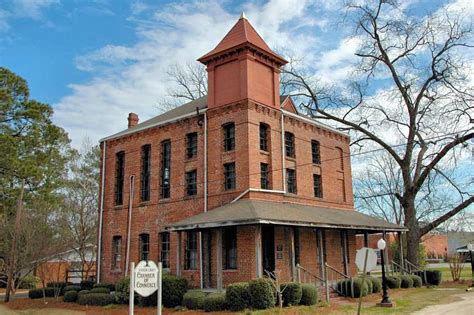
[
  {"left": 311, "top": 140, "right": 320, "bottom": 164},
  {"left": 223, "top": 122, "right": 235, "bottom": 151}
]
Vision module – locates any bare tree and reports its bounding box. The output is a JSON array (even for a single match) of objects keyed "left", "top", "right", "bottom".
[{"left": 285, "top": 0, "right": 474, "bottom": 265}]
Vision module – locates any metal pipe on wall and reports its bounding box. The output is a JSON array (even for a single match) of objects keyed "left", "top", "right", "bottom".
[
  {"left": 125, "top": 175, "right": 135, "bottom": 275},
  {"left": 96, "top": 141, "right": 106, "bottom": 283}
]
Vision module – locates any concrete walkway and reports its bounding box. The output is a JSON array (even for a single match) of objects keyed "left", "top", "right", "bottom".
[
  {"left": 412, "top": 292, "right": 474, "bottom": 315},
  {"left": 0, "top": 304, "right": 84, "bottom": 315}
]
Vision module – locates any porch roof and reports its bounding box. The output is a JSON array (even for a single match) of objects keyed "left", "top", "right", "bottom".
[{"left": 167, "top": 199, "right": 407, "bottom": 232}]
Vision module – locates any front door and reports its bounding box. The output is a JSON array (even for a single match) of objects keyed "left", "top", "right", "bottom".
[{"left": 262, "top": 226, "right": 275, "bottom": 274}]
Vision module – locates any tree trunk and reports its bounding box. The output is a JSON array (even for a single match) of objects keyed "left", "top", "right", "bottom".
[{"left": 404, "top": 198, "right": 420, "bottom": 266}]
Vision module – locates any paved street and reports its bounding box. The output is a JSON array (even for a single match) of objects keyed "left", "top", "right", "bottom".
[{"left": 412, "top": 292, "right": 474, "bottom": 315}]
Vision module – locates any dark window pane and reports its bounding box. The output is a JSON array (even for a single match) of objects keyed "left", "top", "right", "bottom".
[
  {"left": 186, "top": 169, "right": 197, "bottom": 196},
  {"left": 185, "top": 232, "right": 198, "bottom": 270},
  {"left": 286, "top": 168, "right": 297, "bottom": 194},
  {"left": 260, "top": 163, "right": 270, "bottom": 189},
  {"left": 160, "top": 232, "right": 170, "bottom": 269},
  {"left": 186, "top": 132, "right": 198, "bottom": 159},
  {"left": 160, "top": 140, "right": 171, "bottom": 198},
  {"left": 223, "top": 227, "right": 237, "bottom": 269},
  {"left": 112, "top": 236, "right": 122, "bottom": 270},
  {"left": 139, "top": 233, "right": 150, "bottom": 261},
  {"left": 259, "top": 124, "right": 268, "bottom": 151},
  {"left": 223, "top": 123, "right": 235, "bottom": 151},
  {"left": 311, "top": 140, "right": 321, "bottom": 164},
  {"left": 285, "top": 132, "right": 295, "bottom": 158},
  {"left": 224, "top": 162, "right": 236, "bottom": 191},
  {"left": 141, "top": 144, "right": 151, "bottom": 201},
  {"left": 115, "top": 151, "right": 125, "bottom": 205},
  {"left": 313, "top": 174, "right": 323, "bottom": 198}
]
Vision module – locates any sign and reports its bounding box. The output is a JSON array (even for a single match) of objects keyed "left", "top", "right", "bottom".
[
  {"left": 355, "top": 247, "right": 377, "bottom": 272},
  {"left": 134, "top": 260, "right": 159, "bottom": 297}
]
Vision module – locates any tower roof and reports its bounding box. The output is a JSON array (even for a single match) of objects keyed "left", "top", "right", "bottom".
[{"left": 198, "top": 15, "right": 287, "bottom": 64}]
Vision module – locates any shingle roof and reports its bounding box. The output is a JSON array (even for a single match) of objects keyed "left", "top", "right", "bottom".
[{"left": 167, "top": 199, "right": 407, "bottom": 232}]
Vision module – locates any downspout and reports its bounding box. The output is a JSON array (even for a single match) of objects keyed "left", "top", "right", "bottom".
[
  {"left": 125, "top": 175, "right": 135, "bottom": 275},
  {"left": 280, "top": 112, "right": 286, "bottom": 193},
  {"left": 199, "top": 112, "right": 208, "bottom": 289},
  {"left": 96, "top": 141, "right": 106, "bottom": 283}
]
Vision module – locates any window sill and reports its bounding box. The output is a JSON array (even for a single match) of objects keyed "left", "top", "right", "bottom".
[
  {"left": 185, "top": 157, "right": 198, "bottom": 162},
  {"left": 285, "top": 156, "right": 296, "bottom": 161},
  {"left": 223, "top": 269, "right": 238, "bottom": 272},
  {"left": 222, "top": 149, "right": 235, "bottom": 154},
  {"left": 111, "top": 269, "right": 122, "bottom": 274},
  {"left": 139, "top": 201, "right": 151, "bottom": 206},
  {"left": 285, "top": 192, "right": 298, "bottom": 196},
  {"left": 260, "top": 150, "right": 270, "bottom": 155},
  {"left": 184, "top": 195, "right": 198, "bottom": 200},
  {"left": 159, "top": 198, "right": 171, "bottom": 204},
  {"left": 114, "top": 205, "right": 125, "bottom": 210}
]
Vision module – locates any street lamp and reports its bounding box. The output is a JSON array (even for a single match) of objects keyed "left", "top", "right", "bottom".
[
  {"left": 377, "top": 238, "right": 393, "bottom": 307},
  {"left": 468, "top": 243, "right": 474, "bottom": 288}
]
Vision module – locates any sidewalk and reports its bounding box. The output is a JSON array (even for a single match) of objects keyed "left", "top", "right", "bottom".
[{"left": 412, "top": 292, "right": 474, "bottom": 315}]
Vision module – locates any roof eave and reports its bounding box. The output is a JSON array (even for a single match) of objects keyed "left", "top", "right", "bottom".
[{"left": 198, "top": 42, "right": 288, "bottom": 65}]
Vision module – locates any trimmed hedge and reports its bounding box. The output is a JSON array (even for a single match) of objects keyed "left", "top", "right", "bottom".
[
  {"left": 225, "top": 282, "right": 250, "bottom": 311},
  {"left": 93, "top": 283, "right": 116, "bottom": 292},
  {"left": 90, "top": 287, "right": 111, "bottom": 294},
  {"left": 400, "top": 275, "right": 414, "bottom": 288},
  {"left": 203, "top": 292, "right": 226, "bottom": 312},
  {"left": 249, "top": 278, "right": 276, "bottom": 309},
  {"left": 411, "top": 275, "right": 423, "bottom": 287},
  {"left": 77, "top": 293, "right": 115, "bottom": 306},
  {"left": 80, "top": 280, "right": 95, "bottom": 290},
  {"left": 78, "top": 290, "right": 90, "bottom": 296},
  {"left": 337, "top": 278, "right": 369, "bottom": 297},
  {"left": 368, "top": 277, "right": 382, "bottom": 293},
  {"left": 426, "top": 270, "right": 442, "bottom": 286},
  {"left": 300, "top": 284, "right": 318, "bottom": 305},
  {"left": 115, "top": 276, "right": 130, "bottom": 304},
  {"left": 281, "top": 282, "right": 302, "bottom": 306},
  {"left": 28, "top": 288, "right": 55, "bottom": 299},
  {"left": 46, "top": 282, "right": 68, "bottom": 290},
  {"left": 386, "top": 276, "right": 401, "bottom": 289},
  {"left": 182, "top": 291, "right": 206, "bottom": 310},
  {"left": 63, "top": 290, "right": 78, "bottom": 302},
  {"left": 63, "top": 285, "right": 81, "bottom": 294},
  {"left": 364, "top": 277, "right": 373, "bottom": 294},
  {"left": 162, "top": 274, "right": 188, "bottom": 307}
]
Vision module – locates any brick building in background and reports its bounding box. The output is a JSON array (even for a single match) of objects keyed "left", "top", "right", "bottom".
[{"left": 97, "top": 15, "right": 405, "bottom": 289}]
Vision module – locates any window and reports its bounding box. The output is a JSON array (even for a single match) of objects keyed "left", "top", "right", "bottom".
[
  {"left": 139, "top": 233, "right": 150, "bottom": 261},
  {"left": 140, "top": 144, "right": 151, "bottom": 202},
  {"left": 336, "top": 147, "right": 344, "bottom": 170},
  {"left": 223, "top": 227, "right": 237, "bottom": 269},
  {"left": 285, "top": 132, "right": 295, "bottom": 158},
  {"left": 186, "top": 169, "right": 197, "bottom": 196},
  {"left": 160, "top": 232, "right": 170, "bottom": 269},
  {"left": 259, "top": 123, "right": 269, "bottom": 151},
  {"left": 224, "top": 162, "right": 236, "bottom": 191},
  {"left": 185, "top": 232, "right": 198, "bottom": 270},
  {"left": 112, "top": 236, "right": 122, "bottom": 270},
  {"left": 294, "top": 228, "right": 300, "bottom": 265},
  {"left": 114, "top": 151, "right": 125, "bottom": 205},
  {"left": 186, "top": 132, "right": 198, "bottom": 159},
  {"left": 160, "top": 140, "right": 171, "bottom": 199},
  {"left": 260, "top": 163, "right": 270, "bottom": 189},
  {"left": 311, "top": 140, "right": 321, "bottom": 164},
  {"left": 313, "top": 174, "right": 323, "bottom": 198},
  {"left": 223, "top": 123, "right": 235, "bottom": 151},
  {"left": 286, "top": 168, "right": 297, "bottom": 194}
]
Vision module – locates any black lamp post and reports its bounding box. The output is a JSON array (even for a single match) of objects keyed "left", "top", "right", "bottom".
[
  {"left": 377, "top": 238, "right": 393, "bottom": 307},
  {"left": 468, "top": 243, "right": 474, "bottom": 288}
]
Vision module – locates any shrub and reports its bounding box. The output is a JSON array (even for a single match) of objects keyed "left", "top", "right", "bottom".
[
  {"left": 80, "top": 280, "right": 95, "bottom": 290},
  {"left": 28, "top": 288, "right": 55, "bottom": 299},
  {"left": 63, "top": 290, "right": 78, "bottom": 302},
  {"left": 426, "top": 270, "right": 442, "bottom": 286},
  {"left": 337, "top": 278, "right": 369, "bottom": 297},
  {"left": 63, "top": 285, "right": 81, "bottom": 294},
  {"left": 93, "top": 282, "right": 116, "bottom": 292},
  {"left": 46, "top": 282, "right": 68, "bottom": 290},
  {"left": 77, "top": 293, "right": 115, "bottom": 306},
  {"left": 368, "top": 277, "right": 382, "bottom": 293},
  {"left": 78, "top": 290, "right": 90, "bottom": 296},
  {"left": 18, "top": 275, "right": 39, "bottom": 289},
  {"left": 363, "top": 277, "right": 373, "bottom": 294},
  {"left": 162, "top": 274, "right": 188, "bottom": 308},
  {"left": 281, "top": 282, "right": 302, "bottom": 306},
  {"left": 90, "top": 287, "right": 111, "bottom": 294},
  {"left": 225, "top": 282, "right": 250, "bottom": 311},
  {"left": 300, "top": 284, "right": 318, "bottom": 305},
  {"left": 249, "top": 278, "right": 276, "bottom": 309},
  {"left": 411, "top": 275, "right": 423, "bottom": 287},
  {"left": 203, "top": 292, "right": 226, "bottom": 312},
  {"left": 400, "top": 275, "right": 414, "bottom": 288},
  {"left": 115, "top": 276, "right": 130, "bottom": 304},
  {"left": 386, "top": 276, "right": 401, "bottom": 289},
  {"left": 182, "top": 291, "right": 206, "bottom": 310}
]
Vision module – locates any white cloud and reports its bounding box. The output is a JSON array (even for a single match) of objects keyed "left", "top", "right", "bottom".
[{"left": 12, "top": 0, "right": 59, "bottom": 20}]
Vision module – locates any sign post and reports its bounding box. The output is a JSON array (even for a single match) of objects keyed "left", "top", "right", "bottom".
[
  {"left": 129, "top": 260, "right": 161, "bottom": 315},
  {"left": 129, "top": 262, "right": 135, "bottom": 315},
  {"left": 355, "top": 247, "right": 378, "bottom": 315}
]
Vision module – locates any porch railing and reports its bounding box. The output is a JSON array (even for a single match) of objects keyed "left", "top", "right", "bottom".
[
  {"left": 324, "top": 263, "right": 351, "bottom": 299},
  {"left": 295, "top": 264, "right": 327, "bottom": 302},
  {"left": 391, "top": 260, "right": 409, "bottom": 275},
  {"left": 404, "top": 259, "right": 428, "bottom": 284}
]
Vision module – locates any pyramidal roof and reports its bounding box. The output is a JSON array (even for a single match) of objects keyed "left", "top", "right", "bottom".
[{"left": 198, "top": 14, "right": 287, "bottom": 64}]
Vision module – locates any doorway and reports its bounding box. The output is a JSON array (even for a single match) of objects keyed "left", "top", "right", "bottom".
[{"left": 262, "top": 225, "right": 275, "bottom": 274}]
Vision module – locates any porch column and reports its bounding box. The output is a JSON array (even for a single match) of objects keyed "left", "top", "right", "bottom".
[
  {"left": 364, "top": 231, "right": 369, "bottom": 247},
  {"left": 317, "top": 229, "right": 325, "bottom": 280},
  {"left": 290, "top": 227, "right": 296, "bottom": 281},
  {"left": 341, "top": 230, "right": 349, "bottom": 275},
  {"left": 255, "top": 225, "right": 262, "bottom": 278},
  {"left": 382, "top": 231, "right": 388, "bottom": 272},
  {"left": 176, "top": 231, "right": 182, "bottom": 277},
  {"left": 398, "top": 231, "right": 404, "bottom": 272},
  {"left": 216, "top": 228, "right": 223, "bottom": 291}
]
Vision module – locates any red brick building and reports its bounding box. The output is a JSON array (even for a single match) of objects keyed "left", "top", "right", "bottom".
[{"left": 97, "top": 15, "right": 404, "bottom": 289}]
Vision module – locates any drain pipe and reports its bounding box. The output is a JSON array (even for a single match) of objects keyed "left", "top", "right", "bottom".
[
  {"left": 280, "top": 112, "right": 287, "bottom": 192},
  {"left": 199, "top": 112, "right": 208, "bottom": 289},
  {"left": 96, "top": 141, "right": 106, "bottom": 283},
  {"left": 125, "top": 175, "right": 135, "bottom": 275}
]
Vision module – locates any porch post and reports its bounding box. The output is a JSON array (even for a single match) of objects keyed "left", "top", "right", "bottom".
[
  {"left": 216, "top": 228, "right": 223, "bottom": 291},
  {"left": 255, "top": 225, "right": 262, "bottom": 278},
  {"left": 364, "top": 231, "right": 369, "bottom": 247},
  {"left": 398, "top": 231, "right": 404, "bottom": 272},
  {"left": 290, "top": 227, "right": 296, "bottom": 281},
  {"left": 382, "top": 231, "right": 388, "bottom": 272},
  {"left": 341, "top": 230, "right": 349, "bottom": 275},
  {"left": 317, "top": 229, "right": 325, "bottom": 280},
  {"left": 176, "top": 231, "right": 182, "bottom": 277}
]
